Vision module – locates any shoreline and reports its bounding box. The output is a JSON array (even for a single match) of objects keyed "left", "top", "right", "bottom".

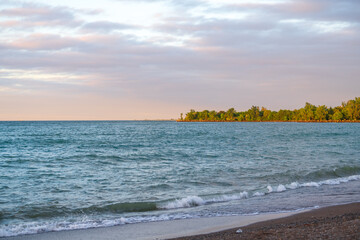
[
  {"left": 0, "top": 212, "right": 300, "bottom": 240},
  {"left": 2, "top": 203, "right": 359, "bottom": 240},
  {"left": 177, "top": 120, "right": 360, "bottom": 123},
  {"left": 172, "top": 202, "right": 360, "bottom": 240}
]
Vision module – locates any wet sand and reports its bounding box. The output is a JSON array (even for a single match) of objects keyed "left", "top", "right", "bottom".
[
  {"left": 172, "top": 202, "right": 360, "bottom": 240},
  {"left": 1, "top": 212, "right": 297, "bottom": 240}
]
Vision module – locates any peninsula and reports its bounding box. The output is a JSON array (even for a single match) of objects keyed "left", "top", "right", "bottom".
[{"left": 179, "top": 97, "right": 360, "bottom": 122}]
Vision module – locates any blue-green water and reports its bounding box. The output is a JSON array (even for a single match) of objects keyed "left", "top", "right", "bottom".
[{"left": 0, "top": 121, "right": 360, "bottom": 237}]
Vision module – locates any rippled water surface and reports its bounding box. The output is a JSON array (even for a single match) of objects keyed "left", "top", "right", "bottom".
[{"left": 0, "top": 121, "right": 359, "bottom": 236}]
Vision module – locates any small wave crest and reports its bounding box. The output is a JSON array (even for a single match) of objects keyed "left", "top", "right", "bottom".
[
  {"left": 161, "top": 192, "right": 248, "bottom": 210},
  {"left": 162, "top": 196, "right": 205, "bottom": 209},
  {"left": 305, "top": 166, "right": 360, "bottom": 180},
  {"left": 264, "top": 174, "right": 360, "bottom": 195},
  {"left": 161, "top": 174, "right": 360, "bottom": 206}
]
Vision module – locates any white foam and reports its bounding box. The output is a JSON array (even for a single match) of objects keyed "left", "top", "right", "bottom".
[
  {"left": 2, "top": 175, "right": 360, "bottom": 237},
  {"left": 301, "top": 182, "right": 319, "bottom": 187},
  {"left": 0, "top": 217, "right": 128, "bottom": 237},
  {"left": 209, "top": 191, "right": 248, "bottom": 203},
  {"left": 253, "top": 192, "right": 265, "bottom": 197},
  {"left": 276, "top": 184, "right": 286, "bottom": 192},
  {"left": 163, "top": 175, "right": 360, "bottom": 212},
  {"left": 162, "top": 192, "right": 249, "bottom": 210},
  {"left": 0, "top": 213, "right": 203, "bottom": 238},
  {"left": 286, "top": 182, "right": 299, "bottom": 189},
  {"left": 163, "top": 196, "right": 205, "bottom": 209},
  {"left": 300, "top": 175, "right": 360, "bottom": 188},
  {"left": 265, "top": 175, "right": 360, "bottom": 197}
]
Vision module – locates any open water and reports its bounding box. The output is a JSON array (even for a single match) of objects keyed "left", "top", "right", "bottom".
[{"left": 0, "top": 121, "right": 359, "bottom": 237}]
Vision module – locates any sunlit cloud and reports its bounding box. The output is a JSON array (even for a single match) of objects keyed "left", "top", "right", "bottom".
[
  {"left": 0, "top": 0, "right": 359, "bottom": 120},
  {"left": 1, "top": 69, "right": 87, "bottom": 85},
  {"left": 280, "top": 19, "right": 353, "bottom": 33}
]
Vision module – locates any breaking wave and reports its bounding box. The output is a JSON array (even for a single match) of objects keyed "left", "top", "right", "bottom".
[
  {"left": 162, "top": 192, "right": 249, "bottom": 209},
  {"left": 265, "top": 174, "right": 360, "bottom": 195},
  {"left": 1, "top": 174, "right": 359, "bottom": 238}
]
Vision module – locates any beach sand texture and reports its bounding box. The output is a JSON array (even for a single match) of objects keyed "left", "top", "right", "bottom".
[{"left": 173, "top": 202, "right": 360, "bottom": 240}]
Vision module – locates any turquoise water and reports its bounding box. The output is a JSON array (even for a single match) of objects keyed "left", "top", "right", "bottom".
[{"left": 0, "top": 121, "right": 359, "bottom": 236}]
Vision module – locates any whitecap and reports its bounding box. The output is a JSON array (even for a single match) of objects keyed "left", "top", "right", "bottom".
[
  {"left": 163, "top": 196, "right": 205, "bottom": 209},
  {"left": 276, "top": 184, "right": 286, "bottom": 192},
  {"left": 286, "top": 182, "right": 299, "bottom": 189},
  {"left": 210, "top": 192, "right": 248, "bottom": 202},
  {"left": 300, "top": 182, "right": 320, "bottom": 187},
  {"left": 253, "top": 192, "right": 265, "bottom": 197}
]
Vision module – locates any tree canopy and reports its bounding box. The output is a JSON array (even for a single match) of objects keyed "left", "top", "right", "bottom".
[{"left": 179, "top": 97, "right": 360, "bottom": 122}]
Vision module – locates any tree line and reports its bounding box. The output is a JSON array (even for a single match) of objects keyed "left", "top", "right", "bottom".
[{"left": 179, "top": 97, "right": 360, "bottom": 122}]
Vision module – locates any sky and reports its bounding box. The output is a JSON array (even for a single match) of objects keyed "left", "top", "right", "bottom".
[{"left": 0, "top": 0, "right": 359, "bottom": 120}]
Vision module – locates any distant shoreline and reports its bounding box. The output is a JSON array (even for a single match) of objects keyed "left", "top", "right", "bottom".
[
  {"left": 1, "top": 119, "right": 359, "bottom": 123},
  {"left": 179, "top": 97, "right": 360, "bottom": 122},
  {"left": 0, "top": 119, "right": 177, "bottom": 122},
  {"left": 177, "top": 120, "right": 360, "bottom": 123}
]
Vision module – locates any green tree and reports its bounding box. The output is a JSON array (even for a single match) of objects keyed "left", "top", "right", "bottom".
[
  {"left": 247, "top": 106, "right": 260, "bottom": 121},
  {"left": 185, "top": 109, "right": 197, "bottom": 121},
  {"left": 261, "top": 107, "right": 271, "bottom": 121},
  {"left": 217, "top": 111, "right": 225, "bottom": 121},
  {"left": 343, "top": 98, "right": 360, "bottom": 120},
  {"left": 315, "top": 105, "right": 328, "bottom": 121},
  {"left": 181, "top": 97, "right": 359, "bottom": 122},
  {"left": 237, "top": 113, "right": 246, "bottom": 121},
  {"left": 209, "top": 110, "right": 217, "bottom": 121},
  {"left": 225, "top": 108, "right": 235, "bottom": 121},
  {"left": 304, "top": 102, "right": 316, "bottom": 121},
  {"left": 332, "top": 109, "right": 343, "bottom": 121},
  {"left": 198, "top": 110, "right": 209, "bottom": 121}
]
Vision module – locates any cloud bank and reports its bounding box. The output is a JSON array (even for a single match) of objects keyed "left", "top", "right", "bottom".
[{"left": 0, "top": 0, "right": 359, "bottom": 120}]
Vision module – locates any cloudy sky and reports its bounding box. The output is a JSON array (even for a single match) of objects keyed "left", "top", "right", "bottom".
[{"left": 0, "top": 0, "right": 359, "bottom": 120}]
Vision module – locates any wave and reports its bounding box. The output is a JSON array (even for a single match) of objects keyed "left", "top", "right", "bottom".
[
  {"left": 0, "top": 205, "right": 319, "bottom": 238},
  {"left": 304, "top": 166, "right": 360, "bottom": 180},
  {"left": 4, "top": 174, "right": 359, "bottom": 222},
  {"left": 0, "top": 211, "right": 200, "bottom": 237},
  {"left": 0, "top": 217, "right": 127, "bottom": 237},
  {"left": 1, "top": 202, "right": 159, "bottom": 222},
  {"left": 1, "top": 174, "right": 360, "bottom": 237},
  {"left": 264, "top": 174, "right": 360, "bottom": 195},
  {"left": 161, "top": 192, "right": 249, "bottom": 209}
]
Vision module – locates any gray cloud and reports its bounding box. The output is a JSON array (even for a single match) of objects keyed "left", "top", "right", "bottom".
[
  {"left": 1, "top": 34, "right": 81, "bottom": 51},
  {"left": 82, "top": 21, "right": 135, "bottom": 33},
  {"left": 0, "top": 3, "right": 83, "bottom": 29},
  {"left": 1, "top": 0, "right": 359, "bottom": 115}
]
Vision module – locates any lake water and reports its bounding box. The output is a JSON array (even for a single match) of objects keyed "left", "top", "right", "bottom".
[{"left": 1, "top": 121, "right": 359, "bottom": 237}]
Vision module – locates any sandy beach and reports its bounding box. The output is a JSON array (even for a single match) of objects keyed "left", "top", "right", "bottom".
[
  {"left": 2, "top": 202, "right": 358, "bottom": 240},
  {"left": 173, "top": 202, "right": 360, "bottom": 240}
]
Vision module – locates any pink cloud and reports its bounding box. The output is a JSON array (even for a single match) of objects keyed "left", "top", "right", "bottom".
[
  {"left": 1, "top": 6, "right": 53, "bottom": 17},
  {"left": 7, "top": 34, "right": 80, "bottom": 50},
  {"left": 0, "top": 4, "right": 83, "bottom": 28},
  {"left": 278, "top": 1, "right": 325, "bottom": 14}
]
